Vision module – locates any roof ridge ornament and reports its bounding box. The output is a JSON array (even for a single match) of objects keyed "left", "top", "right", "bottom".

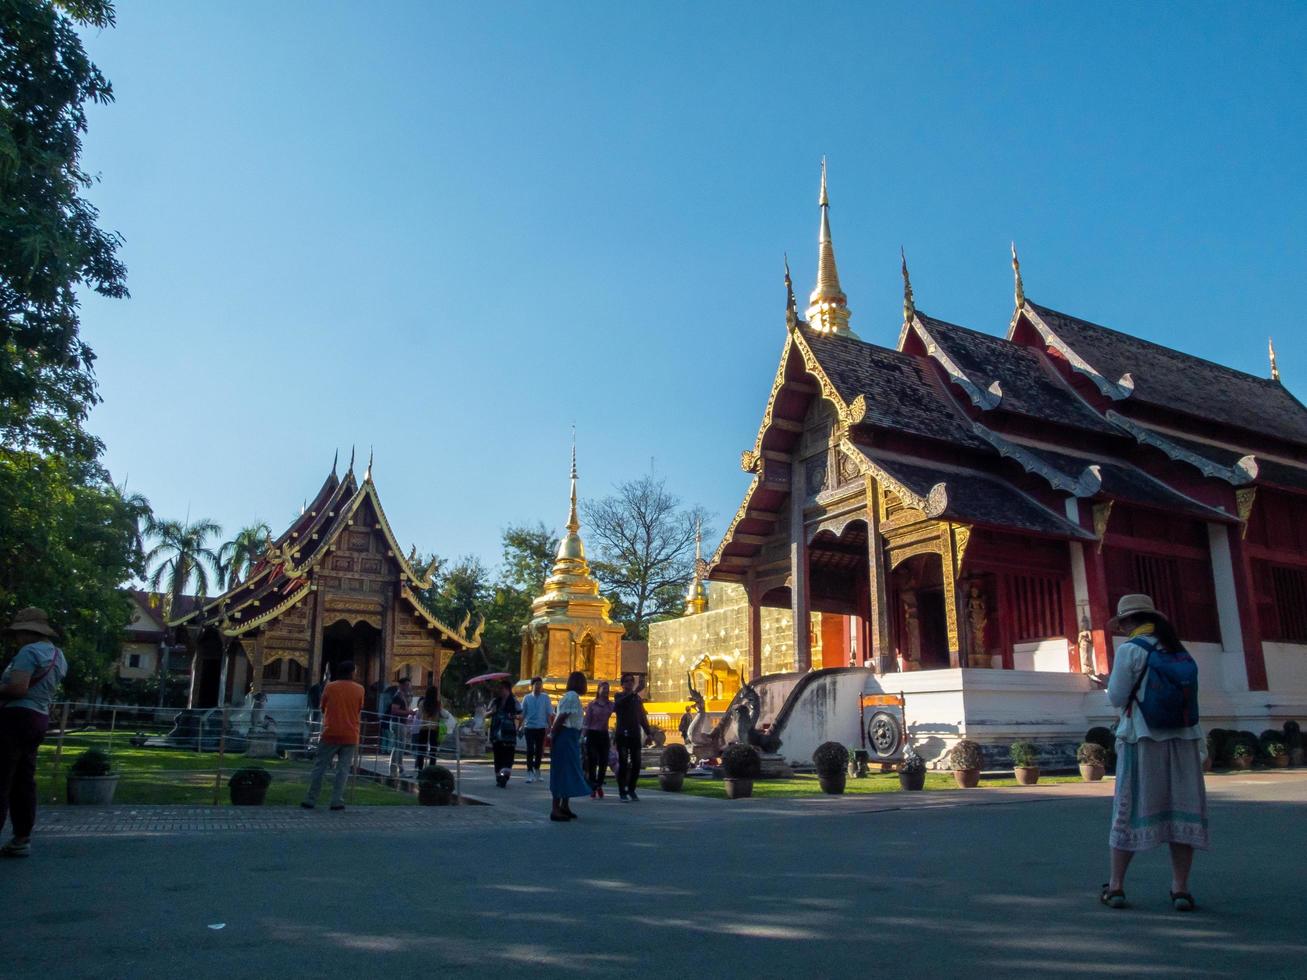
[
  {"left": 1270, "top": 336, "right": 1281, "bottom": 383},
  {"left": 365, "top": 446, "right": 373, "bottom": 482},
  {"left": 901, "top": 246, "right": 915, "bottom": 325},
  {"left": 805, "top": 157, "right": 852, "bottom": 336},
  {"left": 331, "top": 448, "right": 338, "bottom": 476},
  {"left": 1011, "top": 241, "right": 1025, "bottom": 309},
  {"left": 347, "top": 445, "right": 355, "bottom": 476},
  {"left": 784, "top": 253, "right": 797, "bottom": 329}
]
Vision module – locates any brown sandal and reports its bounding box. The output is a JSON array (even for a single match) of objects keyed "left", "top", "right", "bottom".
[{"left": 1100, "top": 884, "right": 1126, "bottom": 908}]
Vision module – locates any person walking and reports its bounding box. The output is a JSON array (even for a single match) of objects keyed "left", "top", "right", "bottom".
[
  {"left": 0, "top": 609, "right": 68, "bottom": 857},
  {"left": 489, "top": 679, "right": 521, "bottom": 788},
  {"left": 613, "top": 673, "right": 656, "bottom": 802},
  {"left": 521, "top": 676, "right": 553, "bottom": 784},
  {"left": 387, "top": 677, "right": 415, "bottom": 776},
  {"left": 303, "top": 660, "right": 365, "bottom": 811},
  {"left": 1101, "top": 594, "right": 1207, "bottom": 911},
  {"left": 548, "top": 671, "right": 591, "bottom": 821},
  {"left": 583, "top": 681, "right": 615, "bottom": 799},
  {"left": 413, "top": 686, "right": 445, "bottom": 772}
]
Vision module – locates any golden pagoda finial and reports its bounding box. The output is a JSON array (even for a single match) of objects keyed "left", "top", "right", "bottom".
[
  {"left": 1270, "top": 337, "right": 1281, "bottom": 383},
  {"left": 901, "top": 246, "right": 915, "bottom": 325},
  {"left": 806, "top": 157, "right": 852, "bottom": 336},
  {"left": 683, "top": 515, "right": 708, "bottom": 615},
  {"left": 1011, "top": 241, "right": 1025, "bottom": 309},
  {"left": 784, "top": 253, "right": 797, "bottom": 328},
  {"left": 567, "top": 426, "right": 579, "bottom": 533}
]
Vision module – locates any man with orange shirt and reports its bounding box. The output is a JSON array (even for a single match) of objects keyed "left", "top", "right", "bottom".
[{"left": 302, "top": 660, "right": 365, "bottom": 811}]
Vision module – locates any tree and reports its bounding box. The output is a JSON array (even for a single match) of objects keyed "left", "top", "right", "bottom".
[
  {"left": 216, "top": 522, "right": 272, "bottom": 589},
  {"left": 1, "top": 0, "right": 127, "bottom": 454},
  {"left": 144, "top": 517, "right": 222, "bottom": 602},
  {"left": 581, "top": 474, "right": 710, "bottom": 638},
  {"left": 500, "top": 521, "right": 558, "bottom": 595}
]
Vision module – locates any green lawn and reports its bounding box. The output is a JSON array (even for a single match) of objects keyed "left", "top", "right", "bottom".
[
  {"left": 672, "top": 771, "right": 1096, "bottom": 799},
  {"left": 38, "top": 731, "right": 414, "bottom": 806}
]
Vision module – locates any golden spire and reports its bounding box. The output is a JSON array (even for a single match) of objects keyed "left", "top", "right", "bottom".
[
  {"left": 901, "top": 246, "right": 915, "bottom": 324},
  {"left": 784, "top": 253, "right": 797, "bottom": 328},
  {"left": 542, "top": 432, "right": 600, "bottom": 597},
  {"left": 567, "top": 428, "right": 579, "bottom": 533},
  {"left": 805, "top": 157, "right": 852, "bottom": 336},
  {"left": 1270, "top": 337, "right": 1281, "bottom": 383},
  {"left": 683, "top": 516, "right": 708, "bottom": 615},
  {"left": 1011, "top": 241, "right": 1025, "bottom": 308}
]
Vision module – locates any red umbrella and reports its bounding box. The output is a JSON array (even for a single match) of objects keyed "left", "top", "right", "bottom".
[{"left": 465, "top": 671, "right": 511, "bottom": 686}]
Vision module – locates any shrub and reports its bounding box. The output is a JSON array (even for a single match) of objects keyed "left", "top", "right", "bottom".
[
  {"left": 228, "top": 766, "right": 272, "bottom": 790},
  {"left": 1232, "top": 743, "right": 1254, "bottom": 761},
  {"left": 1260, "top": 729, "right": 1283, "bottom": 748},
  {"left": 1009, "top": 741, "right": 1039, "bottom": 768},
  {"left": 1076, "top": 742, "right": 1107, "bottom": 766},
  {"left": 721, "top": 743, "right": 761, "bottom": 779},
  {"left": 949, "top": 739, "right": 983, "bottom": 771},
  {"left": 1284, "top": 720, "right": 1302, "bottom": 749},
  {"left": 1233, "top": 730, "right": 1261, "bottom": 759},
  {"left": 1084, "top": 727, "right": 1114, "bottom": 752},
  {"left": 899, "top": 746, "right": 926, "bottom": 775},
  {"left": 660, "top": 744, "right": 691, "bottom": 773},
  {"left": 70, "top": 748, "right": 112, "bottom": 777},
  {"left": 417, "top": 765, "right": 455, "bottom": 792},
  {"left": 1264, "top": 740, "right": 1287, "bottom": 759},
  {"left": 812, "top": 741, "right": 850, "bottom": 776}
]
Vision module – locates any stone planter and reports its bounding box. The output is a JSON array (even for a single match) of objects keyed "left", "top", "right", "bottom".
[
  {"left": 817, "top": 771, "right": 846, "bottom": 795},
  {"left": 953, "top": 768, "right": 981, "bottom": 788},
  {"left": 1079, "top": 764, "right": 1105, "bottom": 782},
  {"left": 658, "top": 772, "right": 685, "bottom": 792},
  {"left": 66, "top": 774, "right": 119, "bottom": 805},
  {"left": 723, "top": 777, "right": 753, "bottom": 799},
  {"left": 899, "top": 769, "right": 925, "bottom": 791},
  {"left": 1014, "top": 766, "right": 1040, "bottom": 786}
]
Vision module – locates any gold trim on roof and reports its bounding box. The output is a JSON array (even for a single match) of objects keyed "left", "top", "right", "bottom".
[{"left": 400, "top": 584, "right": 485, "bottom": 648}]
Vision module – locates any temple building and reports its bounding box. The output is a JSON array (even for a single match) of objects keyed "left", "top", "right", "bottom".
[
  {"left": 172, "top": 453, "right": 484, "bottom": 710},
  {"left": 517, "top": 446, "right": 625, "bottom": 696},
  {"left": 692, "top": 161, "right": 1307, "bottom": 747}
]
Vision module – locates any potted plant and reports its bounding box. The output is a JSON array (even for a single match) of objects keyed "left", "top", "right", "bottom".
[
  {"left": 949, "top": 739, "right": 983, "bottom": 788},
  {"left": 66, "top": 748, "right": 119, "bottom": 805},
  {"left": 658, "top": 744, "right": 691, "bottom": 792},
  {"left": 1231, "top": 744, "right": 1254, "bottom": 771},
  {"left": 1285, "top": 721, "right": 1304, "bottom": 767},
  {"left": 813, "top": 742, "right": 849, "bottom": 794},
  {"left": 721, "top": 743, "right": 761, "bottom": 799},
  {"left": 1010, "top": 741, "right": 1040, "bottom": 785},
  {"left": 417, "top": 765, "right": 456, "bottom": 805},
  {"left": 228, "top": 766, "right": 272, "bottom": 805},
  {"left": 1264, "top": 740, "right": 1289, "bottom": 768},
  {"left": 898, "top": 747, "right": 926, "bottom": 791},
  {"left": 1084, "top": 725, "right": 1117, "bottom": 772},
  {"left": 850, "top": 749, "right": 871, "bottom": 778},
  {"left": 1076, "top": 742, "right": 1107, "bottom": 781}
]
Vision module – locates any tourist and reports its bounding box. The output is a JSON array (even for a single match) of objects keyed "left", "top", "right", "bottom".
[
  {"left": 613, "top": 672, "right": 656, "bottom": 802},
  {"left": 303, "top": 660, "right": 365, "bottom": 811},
  {"left": 521, "top": 676, "right": 553, "bottom": 784},
  {"left": 489, "top": 679, "right": 521, "bottom": 788},
  {"left": 548, "top": 671, "right": 590, "bottom": 821},
  {"left": 413, "top": 686, "right": 444, "bottom": 771},
  {"left": 0, "top": 608, "right": 68, "bottom": 857},
  {"left": 388, "top": 677, "right": 415, "bottom": 775},
  {"left": 583, "top": 680, "right": 615, "bottom": 798},
  {"left": 678, "top": 704, "right": 694, "bottom": 742},
  {"left": 1101, "top": 594, "right": 1207, "bottom": 911}
]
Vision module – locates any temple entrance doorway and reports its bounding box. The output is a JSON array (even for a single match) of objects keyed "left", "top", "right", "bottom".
[
  {"left": 322, "top": 619, "right": 381, "bottom": 689},
  {"left": 892, "top": 553, "right": 950, "bottom": 670},
  {"left": 194, "top": 629, "right": 223, "bottom": 706}
]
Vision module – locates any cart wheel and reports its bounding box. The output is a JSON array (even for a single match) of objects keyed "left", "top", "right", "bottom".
[{"left": 866, "top": 711, "right": 903, "bottom": 759}]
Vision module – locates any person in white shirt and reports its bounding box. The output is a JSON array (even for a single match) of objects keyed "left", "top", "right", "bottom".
[{"left": 519, "top": 676, "right": 553, "bottom": 783}]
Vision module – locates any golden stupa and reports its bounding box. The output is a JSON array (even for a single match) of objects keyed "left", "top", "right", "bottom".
[{"left": 517, "top": 441, "right": 624, "bottom": 696}]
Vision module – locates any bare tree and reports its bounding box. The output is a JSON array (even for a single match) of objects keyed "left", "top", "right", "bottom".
[{"left": 581, "top": 474, "right": 709, "bottom": 638}]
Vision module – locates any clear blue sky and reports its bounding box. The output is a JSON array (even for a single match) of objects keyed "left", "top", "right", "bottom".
[{"left": 76, "top": 2, "right": 1307, "bottom": 571}]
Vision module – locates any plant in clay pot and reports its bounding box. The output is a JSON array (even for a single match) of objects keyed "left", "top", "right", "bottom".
[
  {"left": 721, "top": 743, "right": 761, "bottom": 799},
  {"left": 1231, "top": 744, "right": 1254, "bottom": 771},
  {"left": 949, "top": 739, "right": 983, "bottom": 788},
  {"left": 812, "top": 742, "right": 849, "bottom": 795},
  {"left": 228, "top": 766, "right": 272, "bottom": 806},
  {"left": 66, "top": 748, "right": 120, "bottom": 805},
  {"left": 898, "top": 746, "right": 926, "bottom": 791},
  {"left": 658, "top": 744, "right": 691, "bottom": 792},
  {"left": 1076, "top": 742, "right": 1107, "bottom": 781},
  {"left": 1009, "top": 741, "right": 1040, "bottom": 785},
  {"left": 1264, "top": 740, "right": 1289, "bottom": 768},
  {"left": 417, "top": 765, "right": 455, "bottom": 805}
]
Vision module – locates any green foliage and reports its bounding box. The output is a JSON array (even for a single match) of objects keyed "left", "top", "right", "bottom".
[
  {"left": 1232, "top": 743, "right": 1254, "bottom": 760},
  {"left": 721, "top": 742, "right": 760, "bottom": 779},
  {"left": 899, "top": 746, "right": 926, "bottom": 775},
  {"left": 144, "top": 516, "right": 222, "bottom": 600},
  {"left": 1264, "top": 740, "right": 1287, "bottom": 759},
  {"left": 70, "top": 747, "right": 111, "bottom": 776},
  {"left": 416, "top": 764, "right": 455, "bottom": 791},
  {"left": 1284, "top": 720, "right": 1302, "bottom": 750},
  {"left": 1009, "top": 741, "right": 1039, "bottom": 768},
  {"left": 660, "top": 743, "right": 690, "bottom": 773},
  {"left": 1084, "top": 727, "right": 1114, "bottom": 752},
  {"left": 948, "top": 739, "right": 983, "bottom": 771},
  {"left": 812, "top": 740, "right": 849, "bottom": 775},
  {"left": 228, "top": 766, "right": 272, "bottom": 789},
  {"left": 217, "top": 522, "right": 272, "bottom": 590},
  {"left": 499, "top": 522, "right": 557, "bottom": 595},
  {"left": 1076, "top": 742, "right": 1107, "bottom": 766}
]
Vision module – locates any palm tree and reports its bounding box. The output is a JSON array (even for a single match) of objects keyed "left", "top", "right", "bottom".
[
  {"left": 144, "top": 517, "right": 223, "bottom": 603},
  {"left": 112, "top": 482, "right": 154, "bottom": 566},
  {"left": 217, "top": 522, "right": 273, "bottom": 590}
]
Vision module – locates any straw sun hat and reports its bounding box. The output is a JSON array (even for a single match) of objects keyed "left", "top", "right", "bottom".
[
  {"left": 1106, "top": 594, "right": 1168, "bottom": 629},
  {"left": 3, "top": 607, "right": 59, "bottom": 638}
]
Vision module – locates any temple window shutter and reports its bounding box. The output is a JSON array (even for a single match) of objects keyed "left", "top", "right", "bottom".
[
  {"left": 1006, "top": 573, "right": 1066, "bottom": 642},
  {"left": 1267, "top": 564, "right": 1307, "bottom": 643}
]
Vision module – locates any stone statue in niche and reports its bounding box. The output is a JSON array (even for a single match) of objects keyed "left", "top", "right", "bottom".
[
  {"left": 967, "top": 586, "right": 988, "bottom": 668},
  {"left": 1077, "top": 616, "right": 1095, "bottom": 675},
  {"left": 900, "top": 593, "right": 921, "bottom": 670}
]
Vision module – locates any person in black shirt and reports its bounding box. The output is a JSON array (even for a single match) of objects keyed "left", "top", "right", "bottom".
[{"left": 612, "top": 673, "right": 655, "bottom": 801}]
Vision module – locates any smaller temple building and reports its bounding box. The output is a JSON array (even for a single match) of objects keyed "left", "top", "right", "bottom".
[{"left": 518, "top": 448, "right": 625, "bottom": 697}]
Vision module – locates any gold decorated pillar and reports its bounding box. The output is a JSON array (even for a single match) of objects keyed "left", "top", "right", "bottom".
[
  {"left": 790, "top": 454, "right": 812, "bottom": 671},
  {"left": 865, "top": 475, "right": 892, "bottom": 672}
]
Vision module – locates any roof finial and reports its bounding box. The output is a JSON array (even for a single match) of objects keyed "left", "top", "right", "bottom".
[
  {"left": 1011, "top": 241, "right": 1025, "bottom": 309},
  {"left": 805, "top": 157, "right": 851, "bottom": 336},
  {"left": 901, "top": 246, "right": 915, "bottom": 324},
  {"left": 347, "top": 445, "right": 355, "bottom": 475},
  {"left": 784, "top": 253, "right": 797, "bottom": 328},
  {"left": 301, "top": 498, "right": 307, "bottom": 515},
  {"left": 684, "top": 515, "right": 708, "bottom": 615},
  {"left": 1270, "top": 337, "right": 1281, "bottom": 383},
  {"left": 567, "top": 426, "right": 579, "bottom": 533},
  {"left": 331, "top": 448, "right": 338, "bottom": 475},
  {"left": 365, "top": 446, "right": 373, "bottom": 482}
]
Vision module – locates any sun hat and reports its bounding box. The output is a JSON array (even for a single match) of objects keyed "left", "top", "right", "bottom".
[
  {"left": 1106, "top": 594, "right": 1164, "bottom": 629},
  {"left": 3, "top": 607, "right": 58, "bottom": 638}
]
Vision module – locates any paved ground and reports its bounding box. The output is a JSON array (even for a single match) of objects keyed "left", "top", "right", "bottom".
[{"left": 7, "top": 769, "right": 1306, "bottom": 979}]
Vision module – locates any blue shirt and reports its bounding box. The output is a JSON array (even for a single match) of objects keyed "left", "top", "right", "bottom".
[
  {"left": 2, "top": 640, "right": 67, "bottom": 715},
  {"left": 521, "top": 691, "right": 553, "bottom": 729}
]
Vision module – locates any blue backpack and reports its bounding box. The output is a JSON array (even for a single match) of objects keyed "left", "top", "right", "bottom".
[{"left": 1128, "top": 636, "right": 1200, "bottom": 729}]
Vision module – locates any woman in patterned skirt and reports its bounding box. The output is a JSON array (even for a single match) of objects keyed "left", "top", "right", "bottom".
[
  {"left": 1101, "top": 594, "right": 1208, "bottom": 911},
  {"left": 548, "top": 671, "right": 591, "bottom": 822}
]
